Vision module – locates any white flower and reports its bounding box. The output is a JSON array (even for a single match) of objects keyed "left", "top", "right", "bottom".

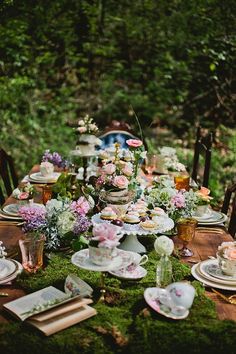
[
  {"left": 78, "top": 120, "right": 85, "bottom": 126},
  {"left": 154, "top": 236, "right": 174, "bottom": 256},
  {"left": 57, "top": 210, "right": 76, "bottom": 236},
  {"left": 77, "top": 126, "right": 87, "bottom": 133},
  {"left": 89, "top": 123, "right": 98, "bottom": 132},
  {"left": 46, "top": 199, "right": 64, "bottom": 217},
  {"left": 159, "top": 147, "right": 176, "bottom": 157},
  {"left": 12, "top": 188, "right": 21, "bottom": 198},
  {"left": 140, "top": 151, "right": 147, "bottom": 159},
  {"left": 0, "top": 241, "right": 7, "bottom": 258}
]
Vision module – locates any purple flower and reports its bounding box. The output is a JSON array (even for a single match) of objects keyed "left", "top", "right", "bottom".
[
  {"left": 171, "top": 192, "right": 186, "bottom": 208},
  {"left": 42, "top": 150, "right": 67, "bottom": 168},
  {"left": 19, "top": 204, "right": 46, "bottom": 233},
  {"left": 73, "top": 216, "right": 92, "bottom": 235}
]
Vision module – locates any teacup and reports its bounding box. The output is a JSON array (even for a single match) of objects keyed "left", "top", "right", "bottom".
[
  {"left": 89, "top": 245, "right": 116, "bottom": 266},
  {"left": 217, "top": 253, "right": 236, "bottom": 276},
  {"left": 194, "top": 205, "right": 209, "bottom": 217},
  {"left": 40, "top": 162, "right": 54, "bottom": 177},
  {"left": 165, "top": 282, "right": 195, "bottom": 309},
  {"left": 125, "top": 253, "right": 148, "bottom": 272}
]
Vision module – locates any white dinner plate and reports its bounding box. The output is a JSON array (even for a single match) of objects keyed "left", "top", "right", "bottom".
[
  {"left": 2, "top": 204, "right": 22, "bottom": 216},
  {"left": 191, "top": 263, "right": 236, "bottom": 291},
  {"left": 144, "top": 287, "right": 189, "bottom": 320},
  {"left": 29, "top": 172, "right": 61, "bottom": 183},
  {"left": 195, "top": 211, "right": 227, "bottom": 225},
  {"left": 200, "top": 259, "right": 236, "bottom": 282},
  {"left": 0, "top": 211, "right": 22, "bottom": 221},
  {"left": 0, "top": 260, "right": 23, "bottom": 285},
  {"left": 0, "top": 259, "right": 17, "bottom": 280}
]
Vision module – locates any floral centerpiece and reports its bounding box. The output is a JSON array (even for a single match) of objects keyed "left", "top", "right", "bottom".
[
  {"left": 12, "top": 183, "right": 35, "bottom": 201},
  {"left": 88, "top": 223, "right": 122, "bottom": 265},
  {"left": 42, "top": 150, "right": 68, "bottom": 169},
  {"left": 97, "top": 140, "right": 146, "bottom": 194},
  {"left": 159, "top": 146, "right": 186, "bottom": 173},
  {"left": 194, "top": 187, "right": 213, "bottom": 216},
  {"left": 19, "top": 197, "right": 92, "bottom": 251},
  {"left": 74, "top": 114, "right": 102, "bottom": 156},
  {"left": 147, "top": 176, "right": 197, "bottom": 223}
]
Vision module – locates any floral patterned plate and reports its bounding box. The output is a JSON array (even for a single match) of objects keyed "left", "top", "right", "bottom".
[
  {"left": 0, "top": 260, "right": 23, "bottom": 285},
  {"left": 109, "top": 265, "right": 147, "bottom": 280},
  {"left": 29, "top": 172, "right": 61, "bottom": 183},
  {"left": 144, "top": 287, "right": 189, "bottom": 320},
  {"left": 200, "top": 259, "right": 236, "bottom": 282}
]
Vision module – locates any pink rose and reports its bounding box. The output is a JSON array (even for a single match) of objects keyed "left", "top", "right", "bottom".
[
  {"left": 19, "top": 192, "right": 29, "bottom": 200},
  {"left": 126, "top": 139, "right": 143, "bottom": 148},
  {"left": 77, "top": 126, "right": 87, "bottom": 133},
  {"left": 102, "top": 163, "right": 116, "bottom": 175},
  {"left": 171, "top": 192, "right": 185, "bottom": 208},
  {"left": 122, "top": 163, "right": 133, "bottom": 176},
  {"left": 198, "top": 187, "right": 211, "bottom": 196},
  {"left": 224, "top": 247, "right": 236, "bottom": 260},
  {"left": 71, "top": 196, "right": 90, "bottom": 215},
  {"left": 92, "top": 224, "right": 121, "bottom": 248},
  {"left": 113, "top": 175, "right": 129, "bottom": 189}
]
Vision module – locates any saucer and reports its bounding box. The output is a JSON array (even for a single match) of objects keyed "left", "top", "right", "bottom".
[
  {"left": 0, "top": 259, "right": 17, "bottom": 280},
  {"left": 0, "top": 260, "right": 23, "bottom": 285},
  {"left": 71, "top": 248, "right": 124, "bottom": 272},
  {"left": 29, "top": 172, "right": 61, "bottom": 183},
  {"left": 109, "top": 265, "right": 147, "bottom": 280},
  {"left": 144, "top": 287, "right": 189, "bottom": 320},
  {"left": 200, "top": 259, "right": 236, "bottom": 281}
]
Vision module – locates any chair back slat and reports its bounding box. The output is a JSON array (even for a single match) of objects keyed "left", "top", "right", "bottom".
[
  {"left": 0, "top": 148, "right": 18, "bottom": 203},
  {"left": 191, "top": 126, "right": 213, "bottom": 188},
  {"left": 221, "top": 183, "right": 236, "bottom": 238}
]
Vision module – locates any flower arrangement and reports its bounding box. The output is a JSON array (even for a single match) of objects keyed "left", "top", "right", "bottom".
[
  {"left": 96, "top": 140, "right": 146, "bottom": 193},
  {"left": 147, "top": 178, "right": 197, "bottom": 222},
  {"left": 19, "top": 197, "right": 92, "bottom": 250},
  {"left": 89, "top": 223, "right": 122, "bottom": 249},
  {"left": 12, "top": 183, "right": 35, "bottom": 200},
  {"left": 159, "top": 146, "right": 185, "bottom": 172},
  {"left": 76, "top": 114, "right": 98, "bottom": 135},
  {"left": 217, "top": 241, "right": 236, "bottom": 260},
  {"left": 42, "top": 150, "right": 67, "bottom": 169},
  {"left": 195, "top": 187, "right": 213, "bottom": 206},
  {"left": 0, "top": 241, "right": 7, "bottom": 258}
]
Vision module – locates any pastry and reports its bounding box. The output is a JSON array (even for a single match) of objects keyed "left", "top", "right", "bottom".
[
  {"left": 150, "top": 207, "right": 166, "bottom": 217},
  {"left": 123, "top": 212, "right": 140, "bottom": 224},
  {"left": 100, "top": 207, "right": 117, "bottom": 220},
  {"left": 140, "top": 220, "right": 158, "bottom": 231}
]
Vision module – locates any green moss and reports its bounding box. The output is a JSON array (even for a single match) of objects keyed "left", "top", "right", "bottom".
[{"left": 1, "top": 250, "right": 234, "bottom": 353}]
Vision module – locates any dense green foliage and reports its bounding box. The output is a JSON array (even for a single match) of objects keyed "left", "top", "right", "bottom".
[
  {"left": 0, "top": 1, "right": 235, "bottom": 175},
  {"left": 0, "top": 248, "right": 232, "bottom": 353}
]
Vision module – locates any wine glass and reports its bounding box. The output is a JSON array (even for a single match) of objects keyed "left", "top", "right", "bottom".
[
  {"left": 145, "top": 154, "right": 158, "bottom": 177},
  {"left": 177, "top": 218, "right": 198, "bottom": 257}
]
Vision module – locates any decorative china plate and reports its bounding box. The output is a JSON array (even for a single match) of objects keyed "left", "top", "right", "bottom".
[
  {"left": 71, "top": 248, "right": 132, "bottom": 272},
  {"left": 194, "top": 211, "right": 227, "bottom": 225},
  {"left": 200, "top": 259, "right": 236, "bottom": 282},
  {"left": 0, "top": 211, "right": 22, "bottom": 221},
  {"left": 91, "top": 213, "right": 174, "bottom": 235},
  {"left": 29, "top": 172, "right": 61, "bottom": 183},
  {"left": 0, "top": 259, "right": 23, "bottom": 285},
  {"left": 191, "top": 263, "right": 236, "bottom": 291},
  {"left": 144, "top": 287, "right": 189, "bottom": 320},
  {"left": 109, "top": 265, "right": 147, "bottom": 280},
  {"left": 0, "top": 259, "right": 17, "bottom": 280},
  {"left": 2, "top": 204, "right": 22, "bottom": 216}
]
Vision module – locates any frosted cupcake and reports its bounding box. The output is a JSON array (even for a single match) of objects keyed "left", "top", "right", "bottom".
[
  {"left": 150, "top": 207, "right": 166, "bottom": 218},
  {"left": 123, "top": 211, "right": 140, "bottom": 224},
  {"left": 100, "top": 207, "right": 117, "bottom": 220},
  {"left": 140, "top": 220, "right": 158, "bottom": 231}
]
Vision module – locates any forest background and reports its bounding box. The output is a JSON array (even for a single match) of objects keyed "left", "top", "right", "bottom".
[{"left": 0, "top": 0, "right": 235, "bottom": 202}]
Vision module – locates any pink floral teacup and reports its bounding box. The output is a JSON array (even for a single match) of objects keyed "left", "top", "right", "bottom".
[
  {"left": 89, "top": 246, "right": 116, "bottom": 266},
  {"left": 124, "top": 253, "right": 148, "bottom": 273},
  {"left": 166, "top": 282, "right": 195, "bottom": 309}
]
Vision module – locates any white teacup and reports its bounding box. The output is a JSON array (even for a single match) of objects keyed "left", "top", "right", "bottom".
[
  {"left": 126, "top": 253, "right": 148, "bottom": 272},
  {"left": 89, "top": 245, "right": 116, "bottom": 266},
  {"left": 40, "top": 162, "right": 54, "bottom": 177},
  {"left": 194, "top": 205, "right": 209, "bottom": 217},
  {"left": 217, "top": 253, "right": 236, "bottom": 276},
  {"left": 166, "top": 282, "right": 195, "bottom": 309}
]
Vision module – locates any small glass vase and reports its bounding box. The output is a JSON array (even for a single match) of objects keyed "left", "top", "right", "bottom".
[
  {"left": 156, "top": 255, "right": 172, "bottom": 288},
  {"left": 19, "top": 234, "right": 45, "bottom": 273}
]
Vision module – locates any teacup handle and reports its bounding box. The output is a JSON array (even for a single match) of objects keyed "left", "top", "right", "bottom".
[{"left": 139, "top": 254, "right": 148, "bottom": 266}]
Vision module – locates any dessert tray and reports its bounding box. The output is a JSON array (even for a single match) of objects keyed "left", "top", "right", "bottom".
[
  {"left": 144, "top": 287, "right": 189, "bottom": 320},
  {"left": 0, "top": 259, "right": 23, "bottom": 285},
  {"left": 91, "top": 213, "right": 174, "bottom": 236}
]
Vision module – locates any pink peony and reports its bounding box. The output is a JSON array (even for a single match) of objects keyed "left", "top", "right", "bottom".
[
  {"left": 92, "top": 223, "right": 122, "bottom": 249},
  {"left": 113, "top": 175, "right": 129, "bottom": 189},
  {"left": 102, "top": 163, "right": 116, "bottom": 175},
  {"left": 126, "top": 139, "right": 143, "bottom": 148},
  {"left": 225, "top": 248, "right": 236, "bottom": 260},
  {"left": 70, "top": 196, "right": 90, "bottom": 215},
  {"left": 171, "top": 192, "right": 185, "bottom": 208},
  {"left": 19, "top": 192, "right": 30, "bottom": 200},
  {"left": 77, "top": 126, "right": 87, "bottom": 133}
]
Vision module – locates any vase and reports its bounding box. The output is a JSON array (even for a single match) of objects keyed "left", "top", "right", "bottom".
[
  {"left": 156, "top": 255, "right": 172, "bottom": 288},
  {"left": 19, "top": 234, "right": 45, "bottom": 273},
  {"left": 89, "top": 245, "right": 116, "bottom": 266}
]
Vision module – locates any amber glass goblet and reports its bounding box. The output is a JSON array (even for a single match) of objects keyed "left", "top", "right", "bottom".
[{"left": 177, "top": 218, "right": 198, "bottom": 257}]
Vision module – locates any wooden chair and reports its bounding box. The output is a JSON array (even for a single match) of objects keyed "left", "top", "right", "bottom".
[
  {"left": 0, "top": 148, "right": 18, "bottom": 204},
  {"left": 98, "top": 120, "right": 145, "bottom": 150},
  {"left": 191, "top": 126, "right": 213, "bottom": 188},
  {"left": 221, "top": 183, "right": 236, "bottom": 237}
]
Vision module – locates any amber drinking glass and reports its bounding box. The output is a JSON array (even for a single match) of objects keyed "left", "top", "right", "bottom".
[
  {"left": 177, "top": 218, "right": 198, "bottom": 257},
  {"left": 42, "top": 185, "right": 52, "bottom": 205},
  {"left": 174, "top": 173, "right": 190, "bottom": 191}
]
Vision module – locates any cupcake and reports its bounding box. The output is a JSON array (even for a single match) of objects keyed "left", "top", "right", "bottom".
[
  {"left": 140, "top": 220, "right": 158, "bottom": 231},
  {"left": 123, "top": 211, "right": 140, "bottom": 224},
  {"left": 100, "top": 207, "right": 117, "bottom": 220},
  {"left": 150, "top": 207, "right": 166, "bottom": 218}
]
